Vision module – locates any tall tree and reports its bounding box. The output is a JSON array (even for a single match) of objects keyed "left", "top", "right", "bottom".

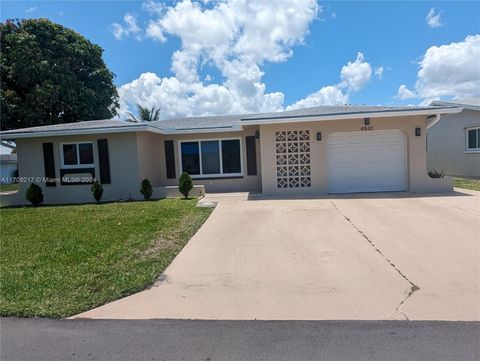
[
  {"left": 129, "top": 104, "right": 161, "bottom": 122},
  {"left": 0, "top": 18, "right": 119, "bottom": 130}
]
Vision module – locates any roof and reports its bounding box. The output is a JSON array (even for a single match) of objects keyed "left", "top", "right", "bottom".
[
  {"left": 0, "top": 104, "right": 462, "bottom": 140},
  {"left": 431, "top": 98, "right": 480, "bottom": 111},
  {"left": 239, "top": 104, "right": 461, "bottom": 125},
  {"left": 241, "top": 105, "right": 455, "bottom": 121},
  {"left": 1, "top": 154, "right": 17, "bottom": 163},
  {"left": 1, "top": 119, "right": 138, "bottom": 135},
  {"left": 150, "top": 114, "right": 245, "bottom": 132}
]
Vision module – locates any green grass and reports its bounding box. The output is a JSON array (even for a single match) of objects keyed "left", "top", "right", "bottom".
[
  {"left": 0, "top": 183, "right": 19, "bottom": 192},
  {"left": 0, "top": 199, "right": 212, "bottom": 318},
  {"left": 453, "top": 177, "right": 480, "bottom": 191}
]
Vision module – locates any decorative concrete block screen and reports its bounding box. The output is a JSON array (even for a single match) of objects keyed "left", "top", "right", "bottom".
[{"left": 275, "top": 130, "right": 311, "bottom": 188}]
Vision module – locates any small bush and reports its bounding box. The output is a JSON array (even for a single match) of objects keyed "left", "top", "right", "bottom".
[
  {"left": 140, "top": 178, "right": 153, "bottom": 201},
  {"left": 25, "top": 183, "right": 43, "bottom": 206},
  {"left": 428, "top": 169, "right": 445, "bottom": 178},
  {"left": 178, "top": 172, "right": 193, "bottom": 199},
  {"left": 91, "top": 181, "right": 104, "bottom": 203}
]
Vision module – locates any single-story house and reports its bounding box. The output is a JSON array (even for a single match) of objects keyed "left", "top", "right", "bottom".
[
  {"left": 427, "top": 98, "right": 480, "bottom": 178},
  {"left": 0, "top": 105, "right": 461, "bottom": 205},
  {"left": 0, "top": 153, "right": 18, "bottom": 184}
]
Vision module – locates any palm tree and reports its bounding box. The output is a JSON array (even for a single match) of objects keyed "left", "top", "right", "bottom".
[{"left": 128, "top": 104, "right": 161, "bottom": 122}]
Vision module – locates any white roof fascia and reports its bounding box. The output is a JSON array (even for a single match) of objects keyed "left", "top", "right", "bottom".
[
  {"left": 166, "top": 125, "right": 244, "bottom": 134},
  {"left": 240, "top": 107, "right": 463, "bottom": 126},
  {"left": 0, "top": 124, "right": 167, "bottom": 140}
]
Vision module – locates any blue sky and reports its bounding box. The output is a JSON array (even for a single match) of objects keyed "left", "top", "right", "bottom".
[{"left": 1, "top": 0, "right": 479, "bottom": 120}]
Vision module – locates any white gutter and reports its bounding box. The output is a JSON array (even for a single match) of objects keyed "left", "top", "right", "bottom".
[
  {"left": 240, "top": 107, "right": 463, "bottom": 126},
  {"left": 170, "top": 125, "right": 244, "bottom": 134},
  {"left": 0, "top": 124, "right": 167, "bottom": 140},
  {"left": 0, "top": 140, "right": 16, "bottom": 149}
]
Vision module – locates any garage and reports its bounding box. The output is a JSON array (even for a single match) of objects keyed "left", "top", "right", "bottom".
[{"left": 327, "top": 130, "right": 407, "bottom": 193}]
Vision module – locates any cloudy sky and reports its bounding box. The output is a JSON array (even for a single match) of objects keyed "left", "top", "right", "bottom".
[{"left": 2, "top": 0, "right": 480, "bottom": 121}]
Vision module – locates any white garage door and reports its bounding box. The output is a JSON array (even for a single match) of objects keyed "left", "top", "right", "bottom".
[{"left": 327, "top": 130, "right": 406, "bottom": 193}]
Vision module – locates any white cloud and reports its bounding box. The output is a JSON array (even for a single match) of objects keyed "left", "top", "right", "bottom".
[
  {"left": 396, "top": 84, "right": 416, "bottom": 99},
  {"left": 394, "top": 34, "right": 480, "bottom": 101},
  {"left": 374, "top": 67, "right": 384, "bottom": 79},
  {"left": 118, "top": 72, "right": 284, "bottom": 119},
  {"left": 416, "top": 34, "right": 480, "bottom": 98},
  {"left": 340, "top": 52, "right": 372, "bottom": 91},
  {"left": 111, "top": 13, "right": 141, "bottom": 40},
  {"left": 111, "top": 24, "right": 124, "bottom": 40},
  {"left": 146, "top": 20, "right": 166, "bottom": 42},
  {"left": 287, "top": 53, "right": 374, "bottom": 110},
  {"left": 118, "top": 0, "right": 319, "bottom": 118},
  {"left": 142, "top": 0, "right": 164, "bottom": 15},
  {"left": 426, "top": 8, "right": 442, "bottom": 28},
  {"left": 419, "top": 97, "right": 440, "bottom": 106},
  {"left": 25, "top": 6, "right": 37, "bottom": 13},
  {"left": 286, "top": 85, "right": 347, "bottom": 110}
]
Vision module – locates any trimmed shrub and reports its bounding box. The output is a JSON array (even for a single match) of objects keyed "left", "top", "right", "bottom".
[
  {"left": 178, "top": 172, "right": 193, "bottom": 199},
  {"left": 428, "top": 169, "right": 445, "bottom": 178},
  {"left": 25, "top": 183, "right": 43, "bottom": 206},
  {"left": 140, "top": 178, "right": 153, "bottom": 201},
  {"left": 91, "top": 181, "right": 103, "bottom": 203}
]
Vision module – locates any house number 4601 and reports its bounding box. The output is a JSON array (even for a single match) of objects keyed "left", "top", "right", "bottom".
[{"left": 361, "top": 126, "right": 374, "bottom": 131}]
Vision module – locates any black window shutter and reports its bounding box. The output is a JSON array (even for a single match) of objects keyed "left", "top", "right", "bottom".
[
  {"left": 164, "top": 140, "right": 176, "bottom": 179},
  {"left": 97, "top": 139, "right": 111, "bottom": 184},
  {"left": 246, "top": 136, "right": 257, "bottom": 176},
  {"left": 42, "top": 142, "right": 56, "bottom": 186}
]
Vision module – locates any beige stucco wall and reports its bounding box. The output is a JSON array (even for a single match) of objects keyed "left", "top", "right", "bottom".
[
  {"left": 259, "top": 115, "right": 450, "bottom": 195},
  {"left": 13, "top": 132, "right": 141, "bottom": 204},
  {"left": 136, "top": 132, "right": 164, "bottom": 186},
  {"left": 427, "top": 109, "right": 480, "bottom": 177}
]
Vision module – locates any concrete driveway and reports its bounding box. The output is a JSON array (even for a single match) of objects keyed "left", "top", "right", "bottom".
[{"left": 75, "top": 190, "right": 479, "bottom": 321}]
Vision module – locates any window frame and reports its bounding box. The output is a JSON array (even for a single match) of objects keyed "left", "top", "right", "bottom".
[
  {"left": 59, "top": 142, "right": 95, "bottom": 169},
  {"left": 465, "top": 126, "right": 480, "bottom": 153},
  {"left": 178, "top": 138, "right": 243, "bottom": 178}
]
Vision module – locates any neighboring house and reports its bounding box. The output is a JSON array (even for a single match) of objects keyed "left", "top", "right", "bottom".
[
  {"left": 0, "top": 105, "right": 461, "bottom": 205},
  {"left": 427, "top": 98, "right": 480, "bottom": 178},
  {"left": 0, "top": 154, "right": 18, "bottom": 184}
]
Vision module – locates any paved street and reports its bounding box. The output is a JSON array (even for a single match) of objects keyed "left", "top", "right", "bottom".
[{"left": 1, "top": 318, "right": 479, "bottom": 361}]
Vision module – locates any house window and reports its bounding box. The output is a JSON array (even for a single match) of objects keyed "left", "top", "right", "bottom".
[
  {"left": 180, "top": 139, "right": 242, "bottom": 177},
  {"left": 61, "top": 142, "right": 94, "bottom": 168},
  {"left": 466, "top": 127, "right": 480, "bottom": 151}
]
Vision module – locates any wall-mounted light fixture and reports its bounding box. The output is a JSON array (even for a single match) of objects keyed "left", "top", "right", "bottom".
[
  {"left": 364, "top": 118, "right": 370, "bottom": 125},
  {"left": 255, "top": 130, "right": 260, "bottom": 139},
  {"left": 316, "top": 132, "right": 322, "bottom": 141},
  {"left": 415, "top": 127, "right": 421, "bottom": 136}
]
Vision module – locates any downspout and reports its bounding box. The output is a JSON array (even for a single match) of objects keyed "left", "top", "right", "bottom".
[{"left": 426, "top": 114, "right": 441, "bottom": 129}]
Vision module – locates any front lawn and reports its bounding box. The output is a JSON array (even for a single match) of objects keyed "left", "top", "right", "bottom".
[
  {"left": 0, "top": 183, "right": 19, "bottom": 193},
  {"left": 453, "top": 177, "right": 480, "bottom": 191},
  {"left": 0, "top": 199, "right": 212, "bottom": 318}
]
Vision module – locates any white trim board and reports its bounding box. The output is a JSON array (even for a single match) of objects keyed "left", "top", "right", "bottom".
[{"left": 240, "top": 108, "right": 463, "bottom": 126}]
